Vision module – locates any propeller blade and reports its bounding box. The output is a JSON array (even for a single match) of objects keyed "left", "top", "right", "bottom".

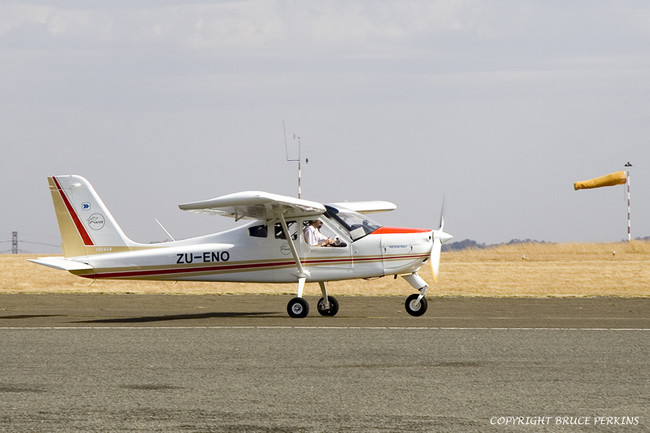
[
  {"left": 439, "top": 197, "right": 445, "bottom": 232},
  {"left": 430, "top": 229, "right": 453, "bottom": 283},
  {"left": 430, "top": 234, "right": 442, "bottom": 282},
  {"left": 430, "top": 198, "right": 452, "bottom": 283}
]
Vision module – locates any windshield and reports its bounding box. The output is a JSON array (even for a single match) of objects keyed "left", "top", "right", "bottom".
[{"left": 324, "top": 205, "right": 382, "bottom": 241}]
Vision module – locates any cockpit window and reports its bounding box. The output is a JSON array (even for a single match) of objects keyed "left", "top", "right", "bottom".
[
  {"left": 324, "top": 205, "right": 382, "bottom": 241},
  {"left": 275, "top": 221, "right": 298, "bottom": 240},
  {"left": 249, "top": 224, "right": 268, "bottom": 238}
]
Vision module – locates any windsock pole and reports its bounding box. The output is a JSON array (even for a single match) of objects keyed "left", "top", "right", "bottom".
[
  {"left": 626, "top": 168, "right": 631, "bottom": 242},
  {"left": 574, "top": 166, "right": 632, "bottom": 241}
]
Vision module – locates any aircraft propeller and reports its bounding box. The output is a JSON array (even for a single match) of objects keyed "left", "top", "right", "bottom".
[{"left": 430, "top": 210, "right": 453, "bottom": 282}]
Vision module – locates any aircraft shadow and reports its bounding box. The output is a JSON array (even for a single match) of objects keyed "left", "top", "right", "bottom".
[{"left": 76, "top": 311, "right": 278, "bottom": 324}]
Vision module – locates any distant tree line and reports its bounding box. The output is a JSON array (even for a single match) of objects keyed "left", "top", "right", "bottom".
[
  {"left": 443, "top": 237, "right": 649, "bottom": 251},
  {"left": 442, "top": 238, "right": 551, "bottom": 252}
]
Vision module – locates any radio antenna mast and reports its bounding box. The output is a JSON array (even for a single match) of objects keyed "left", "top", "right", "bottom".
[{"left": 283, "top": 120, "right": 308, "bottom": 198}]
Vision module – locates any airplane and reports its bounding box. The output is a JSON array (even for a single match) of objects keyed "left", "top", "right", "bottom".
[{"left": 31, "top": 175, "right": 453, "bottom": 318}]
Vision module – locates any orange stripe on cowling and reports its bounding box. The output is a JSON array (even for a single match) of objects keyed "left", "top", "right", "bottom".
[
  {"left": 371, "top": 227, "right": 431, "bottom": 235},
  {"left": 53, "top": 177, "right": 94, "bottom": 246}
]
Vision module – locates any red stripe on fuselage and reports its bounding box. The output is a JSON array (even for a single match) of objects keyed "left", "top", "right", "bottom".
[
  {"left": 81, "top": 253, "right": 430, "bottom": 279},
  {"left": 84, "top": 257, "right": 359, "bottom": 279},
  {"left": 371, "top": 227, "right": 431, "bottom": 235},
  {"left": 53, "top": 177, "right": 94, "bottom": 246}
]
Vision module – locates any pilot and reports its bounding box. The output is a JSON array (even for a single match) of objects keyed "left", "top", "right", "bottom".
[{"left": 304, "top": 220, "right": 336, "bottom": 247}]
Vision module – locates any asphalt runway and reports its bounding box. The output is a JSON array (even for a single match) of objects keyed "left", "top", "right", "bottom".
[{"left": 0, "top": 295, "right": 647, "bottom": 432}]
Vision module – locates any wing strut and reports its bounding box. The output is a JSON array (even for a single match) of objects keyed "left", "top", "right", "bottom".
[
  {"left": 278, "top": 213, "right": 309, "bottom": 282},
  {"left": 279, "top": 213, "right": 312, "bottom": 318}
]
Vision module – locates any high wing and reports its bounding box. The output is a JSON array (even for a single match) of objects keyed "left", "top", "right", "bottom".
[
  {"left": 330, "top": 201, "right": 397, "bottom": 214},
  {"left": 179, "top": 191, "right": 326, "bottom": 221}
]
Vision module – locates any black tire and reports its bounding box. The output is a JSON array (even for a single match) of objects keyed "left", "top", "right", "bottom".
[
  {"left": 405, "top": 294, "right": 428, "bottom": 317},
  {"left": 317, "top": 296, "right": 339, "bottom": 317},
  {"left": 287, "top": 297, "right": 309, "bottom": 318}
]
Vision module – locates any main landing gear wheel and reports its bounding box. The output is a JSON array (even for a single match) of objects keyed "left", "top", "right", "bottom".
[
  {"left": 317, "top": 296, "right": 339, "bottom": 317},
  {"left": 287, "top": 297, "right": 309, "bottom": 318},
  {"left": 405, "top": 294, "right": 428, "bottom": 317}
]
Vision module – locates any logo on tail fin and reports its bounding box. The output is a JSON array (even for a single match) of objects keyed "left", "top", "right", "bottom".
[{"left": 88, "top": 214, "right": 105, "bottom": 230}]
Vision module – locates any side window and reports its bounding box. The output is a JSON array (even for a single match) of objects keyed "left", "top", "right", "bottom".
[
  {"left": 303, "top": 218, "right": 343, "bottom": 246},
  {"left": 275, "top": 221, "right": 297, "bottom": 240},
  {"left": 319, "top": 220, "right": 339, "bottom": 241},
  {"left": 249, "top": 224, "right": 268, "bottom": 238}
]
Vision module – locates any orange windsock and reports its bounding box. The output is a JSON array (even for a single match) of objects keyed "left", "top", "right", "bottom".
[{"left": 574, "top": 171, "right": 627, "bottom": 191}]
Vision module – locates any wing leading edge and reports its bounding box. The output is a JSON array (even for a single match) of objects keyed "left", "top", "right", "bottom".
[
  {"left": 179, "top": 191, "right": 326, "bottom": 221},
  {"left": 330, "top": 201, "right": 397, "bottom": 214}
]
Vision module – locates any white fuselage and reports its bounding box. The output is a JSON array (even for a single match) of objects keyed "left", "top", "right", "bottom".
[{"left": 73, "top": 217, "right": 433, "bottom": 284}]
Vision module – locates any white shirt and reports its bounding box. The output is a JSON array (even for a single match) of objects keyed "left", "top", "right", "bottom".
[{"left": 304, "top": 224, "right": 328, "bottom": 246}]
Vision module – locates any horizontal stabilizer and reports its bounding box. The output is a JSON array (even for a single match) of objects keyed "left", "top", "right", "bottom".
[{"left": 29, "top": 257, "right": 93, "bottom": 271}]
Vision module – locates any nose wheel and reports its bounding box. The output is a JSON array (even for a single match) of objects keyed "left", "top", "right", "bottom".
[
  {"left": 401, "top": 273, "right": 429, "bottom": 317},
  {"left": 405, "top": 293, "right": 428, "bottom": 316}
]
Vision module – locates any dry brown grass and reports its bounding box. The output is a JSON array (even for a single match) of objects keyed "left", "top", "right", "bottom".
[
  {"left": 437, "top": 241, "right": 650, "bottom": 297},
  {"left": 2, "top": 241, "right": 649, "bottom": 297}
]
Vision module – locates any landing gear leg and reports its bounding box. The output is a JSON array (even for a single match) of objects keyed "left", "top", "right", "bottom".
[
  {"left": 287, "top": 277, "right": 309, "bottom": 318},
  {"left": 316, "top": 281, "right": 339, "bottom": 317},
  {"left": 401, "top": 273, "right": 429, "bottom": 317}
]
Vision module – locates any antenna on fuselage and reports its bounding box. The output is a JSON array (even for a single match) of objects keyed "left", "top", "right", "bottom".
[
  {"left": 283, "top": 120, "right": 308, "bottom": 198},
  {"left": 155, "top": 218, "right": 176, "bottom": 242}
]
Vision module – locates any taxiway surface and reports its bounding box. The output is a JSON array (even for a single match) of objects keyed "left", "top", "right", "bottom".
[{"left": 0, "top": 295, "right": 647, "bottom": 432}]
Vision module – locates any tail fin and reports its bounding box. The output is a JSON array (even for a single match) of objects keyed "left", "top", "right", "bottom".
[{"left": 48, "top": 175, "right": 138, "bottom": 257}]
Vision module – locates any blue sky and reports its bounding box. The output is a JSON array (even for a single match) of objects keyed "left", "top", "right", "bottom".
[{"left": 2, "top": 1, "right": 649, "bottom": 253}]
